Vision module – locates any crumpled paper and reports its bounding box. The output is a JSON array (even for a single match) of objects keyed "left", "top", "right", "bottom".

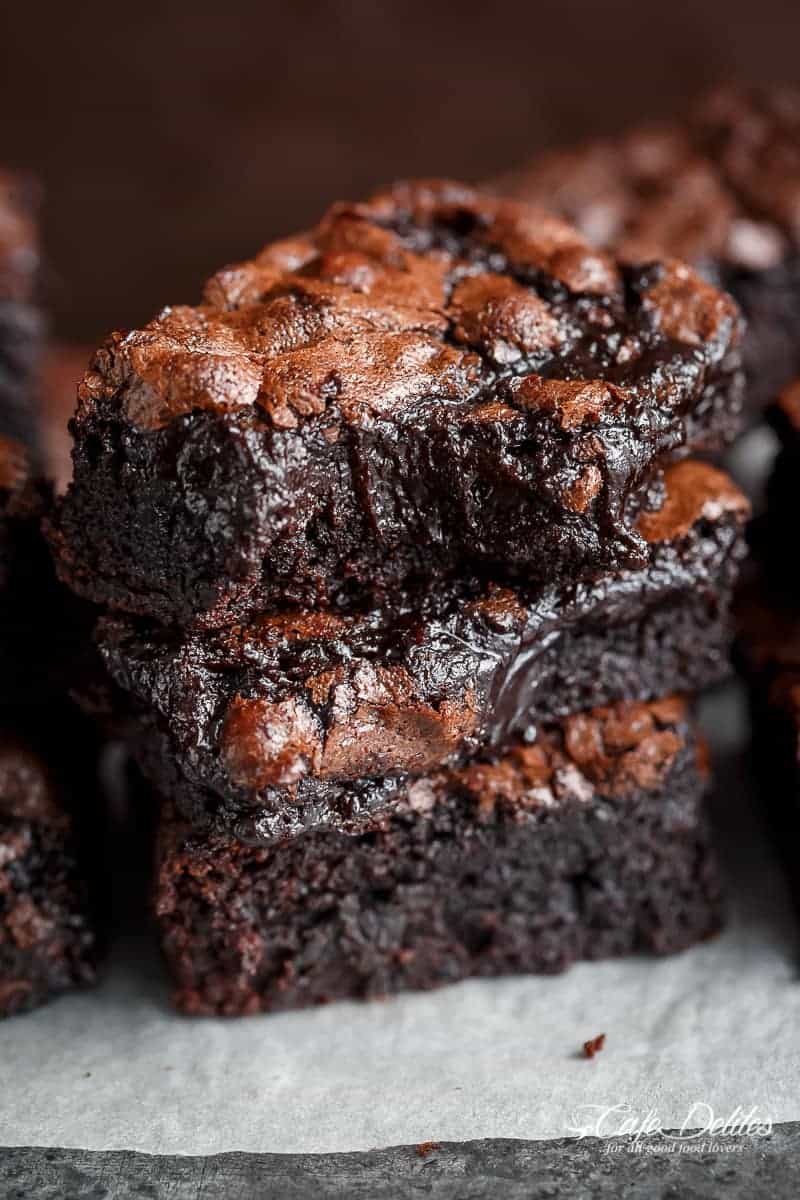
[{"left": 1, "top": 684, "right": 798, "bottom": 1155}]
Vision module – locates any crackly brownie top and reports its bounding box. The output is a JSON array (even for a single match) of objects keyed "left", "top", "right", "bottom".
[
  {"left": 0, "top": 170, "right": 40, "bottom": 304},
  {"left": 500, "top": 86, "right": 800, "bottom": 272},
  {"left": 76, "top": 179, "right": 740, "bottom": 436}
]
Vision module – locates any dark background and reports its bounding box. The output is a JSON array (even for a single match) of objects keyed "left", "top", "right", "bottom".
[{"left": 1, "top": 0, "right": 798, "bottom": 341}]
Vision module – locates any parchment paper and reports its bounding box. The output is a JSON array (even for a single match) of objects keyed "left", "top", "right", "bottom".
[{"left": 2, "top": 679, "right": 799, "bottom": 1156}]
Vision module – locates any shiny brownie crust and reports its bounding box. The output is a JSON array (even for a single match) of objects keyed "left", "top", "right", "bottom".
[
  {"left": 155, "top": 697, "right": 721, "bottom": 1016},
  {"left": 49, "top": 180, "right": 743, "bottom": 628},
  {"left": 98, "top": 460, "right": 748, "bottom": 843},
  {"left": 498, "top": 86, "right": 800, "bottom": 417}
]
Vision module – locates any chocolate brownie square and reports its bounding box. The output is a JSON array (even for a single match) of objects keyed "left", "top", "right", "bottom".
[
  {"left": 498, "top": 86, "right": 800, "bottom": 421},
  {"left": 0, "top": 171, "right": 43, "bottom": 453},
  {"left": 0, "top": 726, "right": 97, "bottom": 1017},
  {"left": 97, "top": 459, "right": 748, "bottom": 843},
  {"left": 48, "top": 180, "right": 744, "bottom": 628},
  {"left": 154, "top": 697, "right": 721, "bottom": 1016}
]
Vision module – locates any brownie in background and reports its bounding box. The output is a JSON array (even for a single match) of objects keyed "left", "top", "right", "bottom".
[{"left": 499, "top": 86, "right": 800, "bottom": 422}]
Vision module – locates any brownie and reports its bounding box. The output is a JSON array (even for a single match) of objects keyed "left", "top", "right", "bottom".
[
  {"left": 498, "top": 86, "right": 800, "bottom": 419},
  {"left": 97, "top": 459, "right": 748, "bottom": 843},
  {"left": 154, "top": 696, "right": 721, "bottom": 1016},
  {"left": 47, "top": 179, "right": 744, "bottom": 628},
  {"left": 0, "top": 170, "right": 43, "bottom": 452},
  {"left": 0, "top": 434, "right": 95, "bottom": 707},
  {"left": 0, "top": 728, "right": 97, "bottom": 1017}
]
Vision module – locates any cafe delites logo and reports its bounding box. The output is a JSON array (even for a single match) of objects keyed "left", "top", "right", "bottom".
[{"left": 567, "top": 1102, "right": 773, "bottom": 1153}]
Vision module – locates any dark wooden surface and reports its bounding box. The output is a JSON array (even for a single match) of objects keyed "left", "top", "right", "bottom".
[
  {"left": 1, "top": 0, "right": 799, "bottom": 339},
  {"left": 2, "top": 1128, "right": 800, "bottom": 1199}
]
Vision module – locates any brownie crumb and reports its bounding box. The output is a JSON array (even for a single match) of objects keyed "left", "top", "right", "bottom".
[
  {"left": 583, "top": 1034, "right": 606, "bottom": 1059},
  {"left": 416, "top": 1141, "right": 441, "bottom": 1158}
]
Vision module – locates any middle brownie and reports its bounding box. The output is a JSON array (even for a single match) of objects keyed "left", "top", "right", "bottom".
[
  {"left": 49, "top": 180, "right": 744, "bottom": 629},
  {"left": 97, "top": 459, "right": 748, "bottom": 843}
]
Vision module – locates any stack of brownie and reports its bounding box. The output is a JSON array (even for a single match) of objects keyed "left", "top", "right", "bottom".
[
  {"left": 1, "top": 177, "right": 97, "bottom": 1018},
  {"left": 498, "top": 85, "right": 800, "bottom": 429},
  {"left": 48, "top": 180, "right": 749, "bottom": 1015}
]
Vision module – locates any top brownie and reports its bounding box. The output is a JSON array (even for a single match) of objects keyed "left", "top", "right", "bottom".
[
  {"left": 49, "top": 180, "right": 743, "bottom": 628},
  {"left": 498, "top": 87, "right": 800, "bottom": 415}
]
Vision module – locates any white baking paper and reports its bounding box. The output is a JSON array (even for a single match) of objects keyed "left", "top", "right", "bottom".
[{"left": 2, "top": 683, "right": 799, "bottom": 1155}]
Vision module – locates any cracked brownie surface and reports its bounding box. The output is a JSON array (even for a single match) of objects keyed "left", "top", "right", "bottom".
[
  {"left": 155, "top": 696, "right": 722, "bottom": 1015},
  {"left": 49, "top": 179, "right": 744, "bottom": 628}
]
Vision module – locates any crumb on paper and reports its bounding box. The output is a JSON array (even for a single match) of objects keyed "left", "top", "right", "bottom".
[
  {"left": 416, "top": 1141, "right": 441, "bottom": 1158},
  {"left": 583, "top": 1033, "right": 606, "bottom": 1059}
]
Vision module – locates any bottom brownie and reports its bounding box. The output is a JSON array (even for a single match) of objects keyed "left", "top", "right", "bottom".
[
  {"left": 0, "top": 726, "right": 98, "bottom": 1017},
  {"left": 155, "top": 697, "right": 722, "bottom": 1017}
]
